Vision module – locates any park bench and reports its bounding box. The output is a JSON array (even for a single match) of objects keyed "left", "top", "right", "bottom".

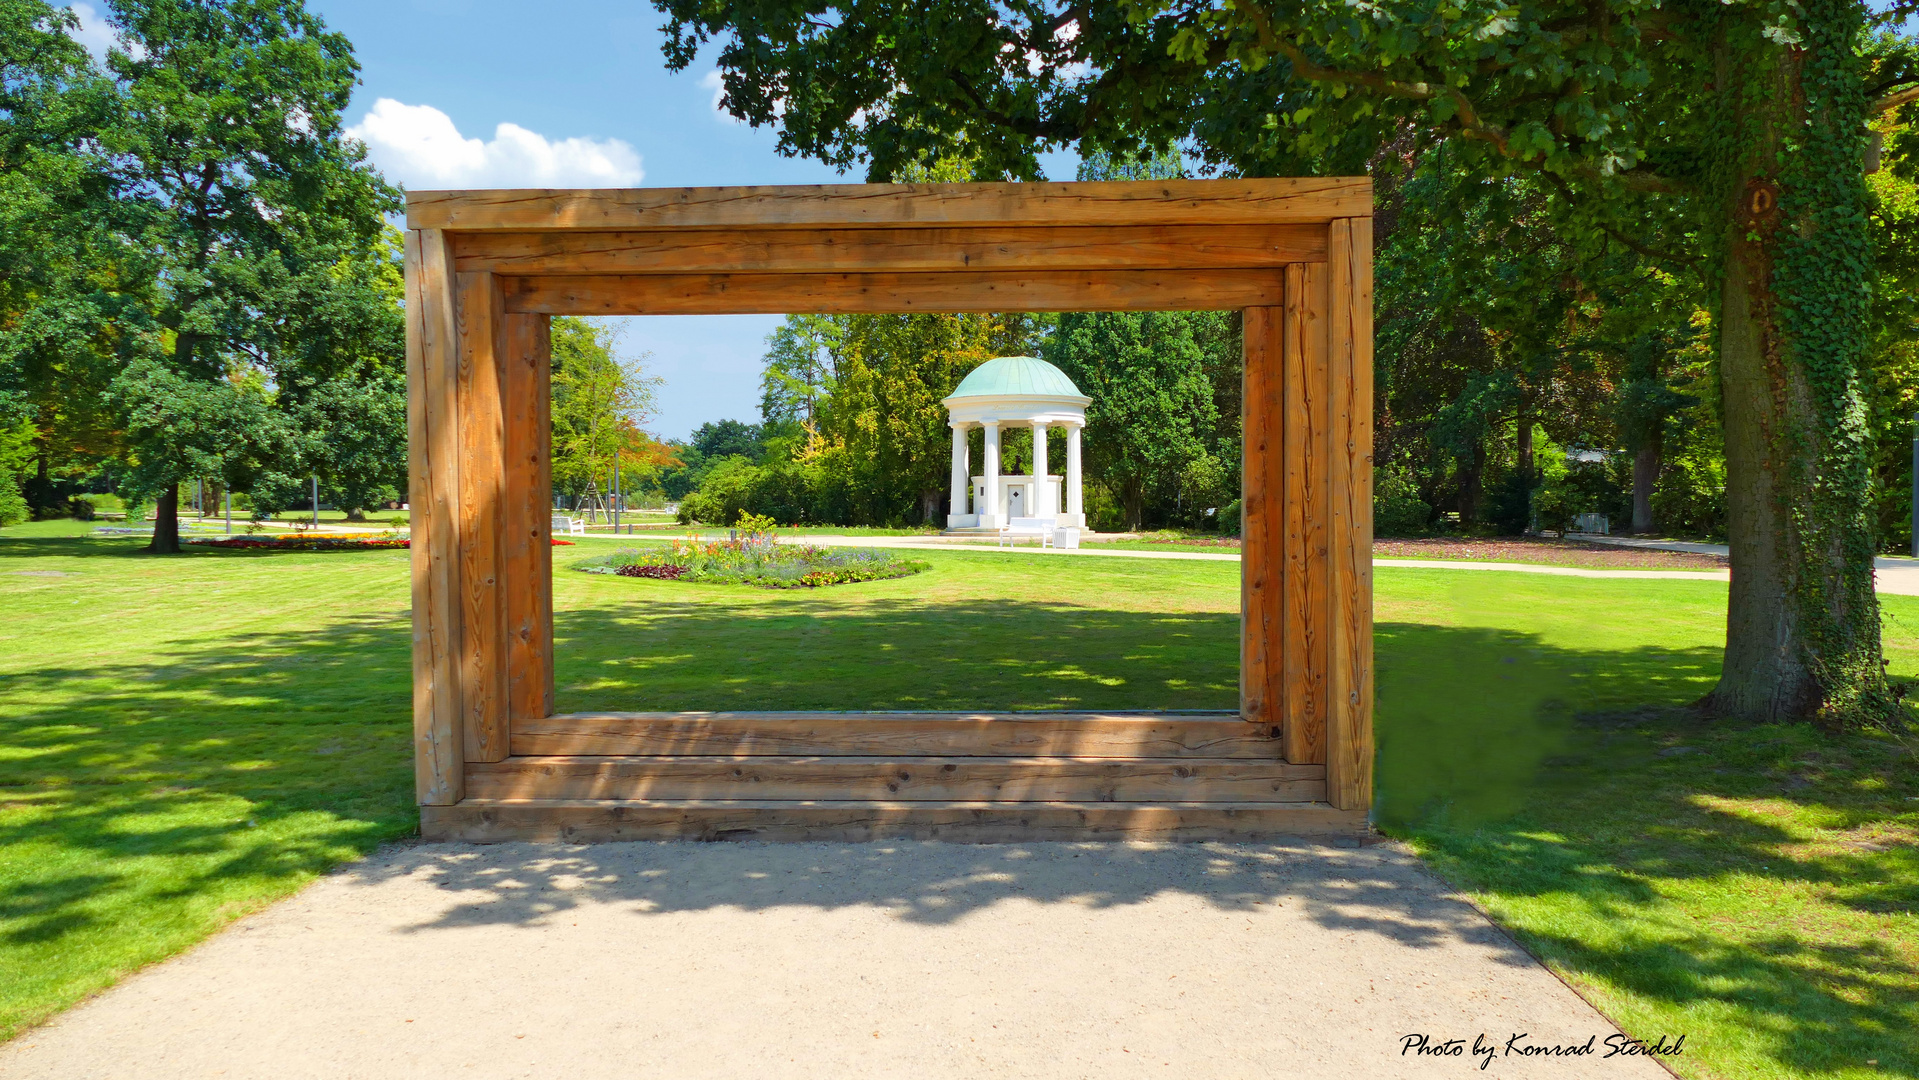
[
  {"left": 552, "top": 514, "right": 585, "bottom": 536},
  {"left": 997, "top": 517, "right": 1057, "bottom": 548}
]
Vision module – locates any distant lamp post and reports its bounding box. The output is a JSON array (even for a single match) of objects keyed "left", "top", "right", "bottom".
[{"left": 311, "top": 476, "right": 320, "bottom": 528}]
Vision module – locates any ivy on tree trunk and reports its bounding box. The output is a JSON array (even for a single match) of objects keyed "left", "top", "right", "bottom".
[{"left": 1708, "top": 0, "right": 1893, "bottom": 722}]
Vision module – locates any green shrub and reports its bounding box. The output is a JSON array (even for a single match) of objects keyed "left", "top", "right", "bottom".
[
  {"left": 0, "top": 421, "right": 29, "bottom": 527},
  {"left": 0, "top": 472, "right": 26, "bottom": 527},
  {"left": 1536, "top": 456, "right": 1632, "bottom": 534},
  {"left": 1373, "top": 467, "right": 1430, "bottom": 537},
  {"left": 1217, "top": 497, "right": 1242, "bottom": 537}
]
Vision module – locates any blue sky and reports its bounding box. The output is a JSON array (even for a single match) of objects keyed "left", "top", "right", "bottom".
[{"left": 72, "top": 0, "right": 1076, "bottom": 439}]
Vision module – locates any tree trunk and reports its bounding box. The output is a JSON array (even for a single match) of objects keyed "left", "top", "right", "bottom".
[
  {"left": 147, "top": 484, "right": 181, "bottom": 554},
  {"left": 1123, "top": 478, "right": 1144, "bottom": 532},
  {"left": 1631, "top": 439, "right": 1660, "bottom": 535},
  {"left": 1704, "top": 4, "right": 1890, "bottom": 724},
  {"left": 1456, "top": 444, "right": 1485, "bottom": 526}
]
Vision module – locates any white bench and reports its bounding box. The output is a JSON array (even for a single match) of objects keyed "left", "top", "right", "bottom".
[
  {"left": 552, "top": 514, "right": 585, "bottom": 536},
  {"left": 997, "top": 518, "right": 1055, "bottom": 548}
]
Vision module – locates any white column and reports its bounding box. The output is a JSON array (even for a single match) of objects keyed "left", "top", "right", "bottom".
[
  {"left": 1065, "top": 422, "right": 1084, "bottom": 528},
  {"left": 981, "top": 420, "right": 1003, "bottom": 528},
  {"left": 947, "top": 423, "right": 970, "bottom": 526},
  {"left": 1031, "top": 421, "right": 1051, "bottom": 518}
]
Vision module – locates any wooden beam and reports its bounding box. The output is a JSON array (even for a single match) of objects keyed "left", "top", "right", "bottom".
[
  {"left": 500, "top": 312, "right": 554, "bottom": 725},
  {"left": 1284, "top": 263, "right": 1331, "bottom": 766},
  {"left": 502, "top": 269, "right": 1284, "bottom": 316},
  {"left": 467, "top": 756, "right": 1328, "bottom": 804},
  {"left": 405, "top": 230, "right": 464, "bottom": 805},
  {"left": 511, "top": 712, "right": 1285, "bottom": 759},
  {"left": 451, "top": 223, "right": 1330, "bottom": 275},
  {"left": 1325, "top": 219, "right": 1375, "bottom": 811},
  {"left": 1240, "top": 306, "right": 1282, "bottom": 732},
  {"left": 408, "top": 178, "right": 1373, "bottom": 232},
  {"left": 455, "top": 271, "right": 509, "bottom": 763},
  {"left": 421, "top": 800, "right": 1370, "bottom": 843}
]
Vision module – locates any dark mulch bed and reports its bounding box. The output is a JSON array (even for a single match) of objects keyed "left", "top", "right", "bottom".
[
  {"left": 1374, "top": 536, "right": 1727, "bottom": 569},
  {"left": 1135, "top": 534, "right": 1728, "bottom": 569}
]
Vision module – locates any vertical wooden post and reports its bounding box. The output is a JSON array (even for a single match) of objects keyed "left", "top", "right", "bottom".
[
  {"left": 456, "top": 272, "right": 510, "bottom": 763},
  {"left": 406, "top": 229, "right": 464, "bottom": 805},
  {"left": 502, "top": 313, "right": 555, "bottom": 723},
  {"left": 1240, "top": 306, "right": 1283, "bottom": 734},
  {"left": 1325, "top": 219, "right": 1375, "bottom": 810},
  {"left": 1284, "top": 263, "right": 1330, "bottom": 766}
]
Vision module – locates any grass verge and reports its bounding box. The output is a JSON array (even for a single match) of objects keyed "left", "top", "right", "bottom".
[{"left": 0, "top": 528, "right": 1913, "bottom": 1077}]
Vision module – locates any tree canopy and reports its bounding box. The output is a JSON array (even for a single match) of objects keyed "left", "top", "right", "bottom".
[{"left": 655, "top": 0, "right": 1919, "bottom": 723}]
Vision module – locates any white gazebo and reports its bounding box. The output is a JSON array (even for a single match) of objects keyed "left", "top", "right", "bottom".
[{"left": 942, "top": 356, "right": 1090, "bottom": 532}]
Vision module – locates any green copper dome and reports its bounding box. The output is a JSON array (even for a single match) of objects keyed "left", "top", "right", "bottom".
[{"left": 946, "top": 356, "right": 1084, "bottom": 400}]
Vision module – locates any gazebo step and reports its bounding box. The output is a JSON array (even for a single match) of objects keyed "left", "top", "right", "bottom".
[
  {"left": 509, "top": 711, "right": 1281, "bottom": 759},
  {"left": 467, "top": 755, "right": 1327, "bottom": 804},
  {"left": 420, "top": 799, "right": 1368, "bottom": 843}
]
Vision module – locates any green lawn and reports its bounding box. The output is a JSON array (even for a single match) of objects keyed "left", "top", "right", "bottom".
[{"left": 1, "top": 523, "right": 1914, "bottom": 1078}]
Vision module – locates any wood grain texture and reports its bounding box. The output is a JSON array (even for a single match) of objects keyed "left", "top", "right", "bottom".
[
  {"left": 451, "top": 224, "right": 1330, "bottom": 275},
  {"left": 1326, "top": 219, "right": 1376, "bottom": 811},
  {"left": 510, "top": 712, "right": 1286, "bottom": 760},
  {"left": 500, "top": 269, "right": 1284, "bottom": 316},
  {"left": 466, "top": 756, "right": 1327, "bottom": 804},
  {"left": 1240, "top": 306, "right": 1282, "bottom": 726},
  {"left": 455, "top": 272, "right": 508, "bottom": 763},
  {"left": 500, "top": 312, "right": 553, "bottom": 724},
  {"left": 420, "top": 800, "right": 1369, "bottom": 843},
  {"left": 407, "top": 178, "right": 1373, "bottom": 232},
  {"left": 406, "top": 230, "right": 463, "bottom": 805},
  {"left": 1284, "top": 262, "right": 1331, "bottom": 767}
]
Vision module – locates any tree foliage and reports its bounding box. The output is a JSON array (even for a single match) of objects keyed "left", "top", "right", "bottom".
[
  {"left": 549, "top": 316, "right": 667, "bottom": 504},
  {"left": 650, "top": 0, "right": 1919, "bottom": 722}
]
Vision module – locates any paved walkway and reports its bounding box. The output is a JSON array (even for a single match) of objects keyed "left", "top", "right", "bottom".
[{"left": 0, "top": 841, "right": 1668, "bottom": 1080}]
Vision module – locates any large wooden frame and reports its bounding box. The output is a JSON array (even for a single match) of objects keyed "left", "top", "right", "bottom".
[{"left": 404, "top": 178, "right": 1374, "bottom": 832}]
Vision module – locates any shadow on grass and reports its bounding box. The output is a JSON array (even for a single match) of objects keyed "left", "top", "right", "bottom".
[{"left": 0, "top": 609, "right": 418, "bottom": 960}]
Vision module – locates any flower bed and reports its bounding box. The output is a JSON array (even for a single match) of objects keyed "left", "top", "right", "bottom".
[
  {"left": 577, "top": 529, "right": 926, "bottom": 589},
  {"left": 614, "top": 563, "right": 686, "bottom": 580},
  {"left": 189, "top": 533, "right": 407, "bottom": 551},
  {"left": 189, "top": 534, "right": 576, "bottom": 551}
]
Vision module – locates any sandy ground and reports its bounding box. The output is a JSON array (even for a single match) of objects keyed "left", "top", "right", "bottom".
[{"left": 2, "top": 841, "right": 1675, "bottom": 1080}]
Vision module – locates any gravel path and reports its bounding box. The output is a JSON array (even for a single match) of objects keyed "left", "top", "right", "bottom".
[{"left": 2, "top": 841, "right": 1673, "bottom": 1080}]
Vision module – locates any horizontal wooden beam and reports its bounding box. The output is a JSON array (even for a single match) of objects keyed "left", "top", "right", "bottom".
[
  {"left": 510, "top": 711, "right": 1283, "bottom": 759},
  {"left": 421, "top": 800, "right": 1369, "bottom": 843},
  {"left": 453, "top": 224, "right": 1329, "bottom": 275},
  {"left": 502, "top": 269, "right": 1285, "bottom": 315},
  {"left": 467, "top": 756, "right": 1327, "bottom": 803},
  {"left": 408, "top": 178, "right": 1372, "bottom": 232}
]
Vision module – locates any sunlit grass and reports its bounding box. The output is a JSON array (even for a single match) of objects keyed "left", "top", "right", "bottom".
[{"left": 0, "top": 525, "right": 1915, "bottom": 1077}]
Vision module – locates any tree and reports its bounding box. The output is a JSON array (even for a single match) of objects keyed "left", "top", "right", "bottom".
[
  {"left": 90, "top": 0, "right": 399, "bottom": 553},
  {"left": 689, "top": 418, "right": 767, "bottom": 462},
  {"left": 549, "top": 316, "right": 663, "bottom": 504},
  {"left": 1047, "top": 310, "right": 1220, "bottom": 530},
  {"left": 759, "top": 315, "right": 845, "bottom": 430},
  {"left": 0, "top": 0, "right": 130, "bottom": 519},
  {"left": 655, "top": 0, "right": 1919, "bottom": 723},
  {"left": 816, "top": 313, "right": 1000, "bottom": 523}
]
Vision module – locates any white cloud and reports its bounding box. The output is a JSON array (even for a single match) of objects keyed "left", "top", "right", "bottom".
[
  {"left": 701, "top": 70, "right": 784, "bottom": 125},
  {"left": 344, "top": 99, "right": 644, "bottom": 189},
  {"left": 66, "top": 3, "right": 142, "bottom": 60},
  {"left": 700, "top": 71, "right": 738, "bottom": 123}
]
